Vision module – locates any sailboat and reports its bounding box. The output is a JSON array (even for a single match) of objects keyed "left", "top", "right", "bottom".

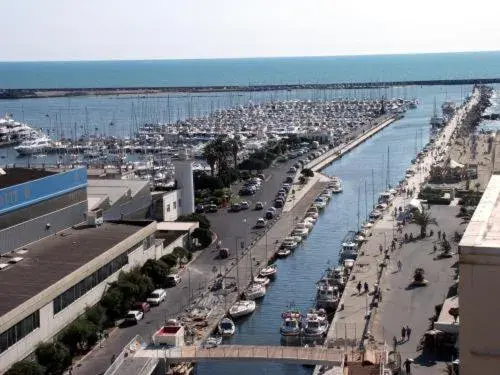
[{"left": 430, "top": 97, "right": 444, "bottom": 129}]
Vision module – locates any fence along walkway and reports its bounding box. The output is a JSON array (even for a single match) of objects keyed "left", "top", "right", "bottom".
[{"left": 134, "top": 345, "right": 345, "bottom": 366}]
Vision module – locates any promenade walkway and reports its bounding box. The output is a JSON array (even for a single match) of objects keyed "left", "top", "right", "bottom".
[{"left": 317, "top": 89, "right": 479, "bottom": 374}]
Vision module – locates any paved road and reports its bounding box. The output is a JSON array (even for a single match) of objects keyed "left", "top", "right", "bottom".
[{"left": 71, "top": 117, "right": 387, "bottom": 375}]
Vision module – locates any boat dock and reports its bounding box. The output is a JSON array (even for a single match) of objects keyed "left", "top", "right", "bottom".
[{"left": 306, "top": 114, "right": 401, "bottom": 172}]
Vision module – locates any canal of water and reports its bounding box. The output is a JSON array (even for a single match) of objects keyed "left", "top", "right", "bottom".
[{"left": 196, "top": 84, "right": 470, "bottom": 374}]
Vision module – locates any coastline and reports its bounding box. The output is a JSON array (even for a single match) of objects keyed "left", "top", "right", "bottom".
[{"left": 1, "top": 78, "right": 499, "bottom": 99}]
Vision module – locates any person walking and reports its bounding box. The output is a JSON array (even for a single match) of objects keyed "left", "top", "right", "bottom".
[
  {"left": 379, "top": 244, "right": 383, "bottom": 255},
  {"left": 401, "top": 326, "right": 406, "bottom": 341},
  {"left": 356, "top": 281, "right": 362, "bottom": 295},
  {"left": 393, "top": 335, "right": 398, "bottom": 351},
  {"left": 404, "top": 358, "right": 412, "bottom": 374},
  {"left": 397, "top": 260, "right": 402, "bottom": 272},
  {"left": 364, "top": 281, "right": 369, "bottom": 294},
  {"left": 406, "top": 325, "right": 412, "bottom": 340},
  {"left": 438, "top": 230, "right": 441, "bottom": 240}
]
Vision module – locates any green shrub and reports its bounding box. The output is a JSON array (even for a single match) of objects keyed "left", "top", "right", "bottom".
[
  {"left": 160, "top": 253, "right": 178, "bottom": 269},
  {"left": 35, "top": 342, "right": 72, "bottom": 375},
  {"left": 178, "top": 213, "right": 211, "bottom": 230},
  {"left": 59, "top": 318, "right": 98, "bottom": 355},
  {"left": 84, "top": 304, "right": 106, "bottom": 330},
  {"left": 192, "top": 227, "right": 212, "bottom": 248},
  {"left": 141, "top": 259, "right": 171, "bottom": 287}
]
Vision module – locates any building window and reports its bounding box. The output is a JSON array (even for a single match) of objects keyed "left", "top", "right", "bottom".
[
  {"left": 173, "top": 202, "right": 176, "bottom": 209},
  {"left": 0, "top": 311, "right": 40, "bottom": 354},
  {"left": 53, "top": 252, "right": 129, "bottom": 314},
  {"left": 166, "top": 204, "right": 171, "bottom": 212}
]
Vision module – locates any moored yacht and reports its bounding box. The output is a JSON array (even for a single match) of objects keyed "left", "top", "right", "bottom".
[
  {"left": 218, "top": 317, "right": 236, "bottom": 336},
  {"left": 229, "top": 300, "right": 256, "bottom": 318},
  {"left": 244, "top": 283, "right": 266, "bottom": 300},
  {"left": 280, "top": 310, "right": 302, "bottom": 337},
  {"left": 302, "top": 312, "right": 329, "bottom": 338}
]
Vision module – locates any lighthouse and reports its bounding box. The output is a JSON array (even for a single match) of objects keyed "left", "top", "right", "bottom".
[{"left": 174, "top": 149, "right": 195, "bottom": 215}]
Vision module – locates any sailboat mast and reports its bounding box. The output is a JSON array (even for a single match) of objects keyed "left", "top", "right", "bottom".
[
  {"left": 364, "top": 180, "right": 368, "bottom": 221},
  {"left": 386, "top": 146, "right": 390, "bottom": 189},
  {"left": 371, "top": 169, "right": 375, "bottom": 209},
  {"left": 357, "top": 184, "right": 361, "bottom": 231}
]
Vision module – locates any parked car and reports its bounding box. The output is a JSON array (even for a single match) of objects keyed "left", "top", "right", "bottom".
[
  {"left": 166, "top": 274, "right": 182, "bottom": 287},
  {"left": 254, "top": 201, "right": 264, "bottom": 210},
  {"left": 195, "top": 204, "right": 205, "bottom": 213},
  {"left": 230, "top": 203, "right": 241, "bottom": 212},
  {"left": 240, "top": 201, "right": 250, "bottom": 210},
  {"left": 125, "top": 310, "right": 144, "bottom": 325},
  {"left": 257, "top": 173, "right": 265, "bottom": 180},
  {"left": 219, "top": 248, "right": 230, "bottom": 259},
  {"left": 285, "top": 176, "right": 294, "bottom": 183},
  {"left": 133, "top": 302, "right": 151, "bottom": 313},
  {"left": 265, "top": 210, "right": 275, "bottom": 220},
  {"left": 274, "top": 198, "right": 284, "bottom": 208},
  {"left": 288, "top": 167, "right": 297, "bottom": 174},
  {"left": 147, "top": 289, "right": 166, "bottom": 306},
  {"left": 255, "top": 218, "right": 268, "bottom": 228},
  {"left": 206, "top": 204, "right": 218, "bottom": 213}
]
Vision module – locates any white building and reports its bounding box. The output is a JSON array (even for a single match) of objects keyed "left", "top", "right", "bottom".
[
  {"left": 459, "top": 175, "right": 500, "bottom": 375},
  {"left": 0, "top": 220, "right": 189, "bottom": 373},
  {"left": 174, "top": 150, "right": 195, "bottom": 216}
]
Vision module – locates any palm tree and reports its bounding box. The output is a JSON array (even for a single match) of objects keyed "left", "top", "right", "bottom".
[
  {"left": 413, "top": 208, "right": 438, "bottom": 238},
  {"left": 203, "top": 143, "right": 218, "bottom": 176},
  {"left": 227, "top": 138, "right": 242, "bottom": 169}
]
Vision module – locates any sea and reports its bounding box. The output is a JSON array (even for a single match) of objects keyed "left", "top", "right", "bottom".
[{"left": 0, "top": 52, "right": 499, "bottom": 374}]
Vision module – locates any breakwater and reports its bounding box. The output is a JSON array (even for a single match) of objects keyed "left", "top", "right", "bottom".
[{"left": 0, "top": 78, "right": 497, "bottom": 99}]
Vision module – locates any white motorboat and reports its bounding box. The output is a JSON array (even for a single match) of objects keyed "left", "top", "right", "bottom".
[
  {"left": 304, "top": 215, "right": 317, "bottom": 224},
  {"left": 14, "top": 135, "right": 56, "bottom": 155},
  {"left": 292, "top": 223, "right": 309, "bottom": 238},
  {"left": 316, "top": 284, "right": 339, "bottom": 311},
  {"left": 291, "top": 235, "right": 304, "bottom": 243},
  {"left": 306, "top": 211, "right": 319, "bottom": 219},
  {"left": 253, "top": 275, "right": 270, "bottom": 286},
  {"left": 244, "top": 283, "right": 266, "bottom": 300},
  {"left": 282, "top": 237, "right": 298, "bottom": 250},
  {"left": 369, "top": 210, "right": 382, "bottom": 220},
  {"left": 218, "top": 317, "right": 236, "bottom": 336},
  {"left": 299, "top": 220, "right": 314, "bottom": 230},
  {"left": 313, "top": 197, "right": 327, "bottom": 209},
  {"left": 259, "top": 264, "right": 277, "bottom": 279},
  {"left": 280, "top": 310, "right": 302, "bottom": 337},
  {"left": 276, "top": 248, "right": 291, "bottom": 258},
  {"left": 229, "top": 300, "right": 256, "bottom": 318},
  {"left": 302, "top": 312, "right": 329, "bottom": 338},
  {"left": 339, "top": 240, "right": 358, "bottom": 261}
]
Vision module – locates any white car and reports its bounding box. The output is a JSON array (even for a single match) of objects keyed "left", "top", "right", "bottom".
[
  {"left": 255, "top": 218, "right": 268, "bottom": 228},
  {"left": 147, "top": 289, "right": 166, "bottom": 306},
  {"left": 125, "top": 310, "right": 144, "bottom": 324}
]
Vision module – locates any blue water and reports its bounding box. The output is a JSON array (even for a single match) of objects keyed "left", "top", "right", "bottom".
[{"left": 0, "top": 51, "right": 499, "bottom": 88}]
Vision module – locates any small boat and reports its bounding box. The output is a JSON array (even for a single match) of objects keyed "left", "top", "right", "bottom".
[
  {"left": 292, "top": 224, "right": 309, "bottom": 238},
  {"left": 299, "top": 220, "right": 314, "bottom": 230},
  {"left": 229, "top": 300, "right": 256, "bottom": 318},
  {"left": 316, "top": 284, "right": 339, "bottom": 311},
  {"left": 276, "top": 248, "right": 291, "bottom": 258},
  {"left": 259, "top": 264, "right": 277, "bottom": 279},
  {"left": 244, "top": 283, "right": 266, "bottom": 300},
  {"left": 304, "top": 215, "right": 317, "bottom": 224},
  {"left": 306, "top": 211, "right": 319, "bottom": 219},
  {"left": 280, "top": 310, "right": 302, "bottom": 337},
  {"left": 313, "top": 197, "right": 327, "bottom": 209},
  {"left": 369, "top": 210, "right": 382, "bottom": 220},
  {"left": 282, "top": 237, "right": 298, "bottom": 250},
  {"left": 291, "top": 235, "right": 304, "bottom": 243},
  {"left": 253, "top": 275, "right": 270, "bottom": 286},
  {"left": 302, "top": 312, "right": 329, "bottom": 338},
  {"left": 218, "top": 317, "right": 236, "bottom": 336}
]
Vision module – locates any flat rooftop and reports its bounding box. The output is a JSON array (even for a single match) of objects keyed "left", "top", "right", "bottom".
[
  {"left": 460, "top": 175, "right": 500, "bottom": 250},
  {"left": 0, "top": 168, "right": 56, "bottom": 189},
  {"left": 0, "top": 221, "right": 151, "bottom": 317}
]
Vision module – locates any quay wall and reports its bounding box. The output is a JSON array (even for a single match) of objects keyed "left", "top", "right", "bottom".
[{"left": 0, "top": 78, "right": 496, "bottom": 99}]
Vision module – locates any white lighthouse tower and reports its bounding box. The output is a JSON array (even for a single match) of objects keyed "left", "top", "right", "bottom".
[{"left": 174, "top": 149, "right": 195, "bottom": 215}]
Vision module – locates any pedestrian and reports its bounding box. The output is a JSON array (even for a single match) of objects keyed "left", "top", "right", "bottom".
[
  {"left": 379, "top": 244, "right": 383, "bottom": 254},
  {"left": 397, "top": 260, "right": 402, "bottom": 271},
  {"left": 443, "top": 232, "right": 447, "bottom": 241},
  {"left": 433, "top": 244, "right": 437, "bottom": 253},
  {"left": 393, "top": 335, "right": 398, "bottom": 351},
  {"left": 356, "top": 281, "right": 362, "bottom": 295},
  {"left": 364, "top": 281, "right": 369, "bottom": 294},
  {"left": 401, "top": 326, "right": 406, "bottom": 341},
  {"left": 378, "top": 290, "right": 383, "bottom": 302},
  {"left": 438, "top": 230, "right": 441, "bottom": 240},
  {"left": 404, "top": 358, "right": 412, "bottom": 374},
  {"left": 406, "top": 325, "right": 412, "bottom": 340}
]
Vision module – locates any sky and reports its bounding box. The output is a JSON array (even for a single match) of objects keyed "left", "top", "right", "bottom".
[{"left": 1, "top": 0, "right": 499, "bottom": 61}]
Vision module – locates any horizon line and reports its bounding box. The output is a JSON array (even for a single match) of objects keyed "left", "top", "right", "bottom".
[{"left": 0, "top": 49, "right": 499, "bottom": 64}]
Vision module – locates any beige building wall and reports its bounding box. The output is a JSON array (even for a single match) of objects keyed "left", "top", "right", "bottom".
[
  {"left": 0, "top": 222, "right": 188, "bottom": 373},
  {"left": 459, "top": 175, "right": 500, "bottom": 375}
]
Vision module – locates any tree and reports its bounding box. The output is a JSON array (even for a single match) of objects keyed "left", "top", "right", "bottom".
[
  {"left": 301, "top": 168, "right": 314, "bottom": 177},
  {"left": 85, "top": 304, "right": 106, "bottom": 330},
  {"left": 177, "top": 213, "right": 211, "bottom": 230},
  {"left": 36, "top": 342, "right": 72, "bottom": 375},
  {"left": 172, "top": 246, "right": 190, "bottom": 261},
  {"left": 239, "top": 158, "right": 267, "bottom": 171},
  {"left": 192, "top": 227, "right": 212, "bottom": 248},
  {"left": 5, "top": 361, "right": 44, "bottom": 375},
  {"left": 203, "top": 142, "right": 218, "bottom": 177},
  {"left": 448, "top": 307, "right": 459, "bottom": 323},
  {"left": 227, "top": 138, "right": 242, "bottom": 169},
  {"left": 59, "top": 318, "right": 98, "bottom": 355},
  {"left": 160, "top": 253, "right": 179, "bottom": 269},
  {"left": 101, "top": 287, "right": 124, "bottom": 321},
  {"left": 141, "top": 259, "right": 171, "bottom": 287},
  {"left": 412, "top": 208, "right": 438, "bottom": 238}
]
